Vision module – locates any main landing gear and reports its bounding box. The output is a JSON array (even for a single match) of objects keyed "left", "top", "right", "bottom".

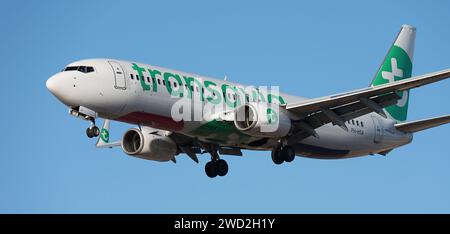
[
  {"left": 86, "top": 119, "right": 100, "bottom": 138},
  {"left": 205, "top": 158, "right": 229, "bottom": 178},
  {"left": 271, "top": 146, "right": 296, "bottom": 165},
  {"left": 201, "top": 144, "right": 229, "bottom": 178}
]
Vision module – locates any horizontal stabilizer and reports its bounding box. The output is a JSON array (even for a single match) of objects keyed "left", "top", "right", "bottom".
[{"left": 395, "top": 115, "right": 450, "bottom": 133}]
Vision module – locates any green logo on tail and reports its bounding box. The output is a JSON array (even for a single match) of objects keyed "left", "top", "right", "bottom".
[{"left": 371, "top": 45, "right": 412, "bottom": 122}]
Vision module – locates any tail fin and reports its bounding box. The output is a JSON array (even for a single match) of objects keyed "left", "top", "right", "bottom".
[{"left": 371, "top": 25, "right": 416, "bottom": 123}]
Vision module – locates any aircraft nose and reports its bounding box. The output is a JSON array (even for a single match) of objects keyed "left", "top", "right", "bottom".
[
  {"left": 46, "top": 74, "right": 66, "bottom": 99},
  {"left": 46, "top": 73, "right": 76, "bottom": 106},
  {"left": 46, "top": 75, "right": 59, "bottom": 95}
]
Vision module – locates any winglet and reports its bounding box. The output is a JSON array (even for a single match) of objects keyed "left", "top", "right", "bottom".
[{"left": 96, "top": 119, "right": 121, "bottom": 148}]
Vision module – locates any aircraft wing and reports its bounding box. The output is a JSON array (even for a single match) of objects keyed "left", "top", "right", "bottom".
[{"left": 284, "top": 69, "right": 450, "bottom": 143}]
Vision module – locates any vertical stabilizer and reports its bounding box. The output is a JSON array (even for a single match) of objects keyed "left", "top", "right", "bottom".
[{"left": 371, "top": 25, "right": 416, "bottom": 122}]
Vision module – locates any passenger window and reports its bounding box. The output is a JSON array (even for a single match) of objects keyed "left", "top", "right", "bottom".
[
  {"left": 174, "top": 82, "right": 177, "bottom": 87},
  {"left": 361, "top": 122, "right": 364, "bottom": 127},
  {"left": 158, "top": 79, "right": 161, "bottom": 85},
  {"left": 356, "top": 121, "right": 360, "bottom": 126},
  {"left": 136, "top": 75, "right": 140, "bottom": 81},
  {"left": 163, "top": 80, "right": 166, "bottom": 86},
  {"left": 352, "top": 120, "right": 355, "bottom": 125},
  {"left": 130, "top": 74, "right": 134, "bottom": 80},
  {"left": 147, "top": 77, "right": 150, "bottom": 83}
]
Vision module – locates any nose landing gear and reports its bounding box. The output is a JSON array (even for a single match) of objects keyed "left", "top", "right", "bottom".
[
  {"left": 68, "top": 107, "right": 100, "bottom": 138},
  {"left": 86, "top": 119, "right": 100, "bottom": 138},
  {"left": 86, "top": 125, "right": 100, "bottom": 138}
]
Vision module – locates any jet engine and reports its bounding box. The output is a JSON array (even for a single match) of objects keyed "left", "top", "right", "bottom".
[
  {"left": 121, "top": 128, "right": 177, "bottom": 162},
  {"left": 233, "top": 102, "right": 291, "bottom": 138}
]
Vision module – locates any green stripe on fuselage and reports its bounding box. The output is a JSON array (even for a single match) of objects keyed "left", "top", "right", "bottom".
[{"left": 188, "top": 119, "right": 251, "bottom": 144}]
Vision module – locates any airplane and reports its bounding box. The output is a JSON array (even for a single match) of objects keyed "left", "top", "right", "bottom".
[{"left": 46, "top": 25, "right": 450, "bottom": 178}]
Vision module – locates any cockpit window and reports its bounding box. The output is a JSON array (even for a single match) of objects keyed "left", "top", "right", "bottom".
[
  {"left": 86, "top": 66, "right": 94, "bottom": 73},
  {"left": 63, "top": 66, "right": 95, "bottom": 73},
  {"left": 64, "top": 66, "right": 79, "bottom": 71}
]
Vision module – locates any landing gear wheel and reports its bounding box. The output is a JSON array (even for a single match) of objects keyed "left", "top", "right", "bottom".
[
  {"left": 271, "top": 150, "right": 284, "bottom": 165},
  {"left": 205, "top": 161, "right": 218, "bottom": 178},
  {"left": 216, "top": 159, "right": 229, "bottom": 177},
  {"left": 283, "top": 146, "right": 296, "bottom": 163},
  {"left": 86, "top": 128, "right": 94, "bottom": 138},
  {"left": 86, "top": 126, "right": 100, "bottom": 138},
  {"left": 92, "top": 126, "right": 100, "bottom": 137}
]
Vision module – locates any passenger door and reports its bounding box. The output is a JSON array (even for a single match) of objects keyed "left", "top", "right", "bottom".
[{"left": 109, "top": 61, "right": 126, "bottom": 89}]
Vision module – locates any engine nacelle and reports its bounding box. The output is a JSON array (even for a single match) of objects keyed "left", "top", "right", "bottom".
[
  {"left": 121, "top": 128, "right": 177, "bottom": 162},
  {"left": 234, "top": 102, "right": 291, "bottom": 138}
]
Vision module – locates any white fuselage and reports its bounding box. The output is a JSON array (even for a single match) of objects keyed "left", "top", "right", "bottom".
[{"left": 46, "top": 59, "right": 413, "bottom": 159}]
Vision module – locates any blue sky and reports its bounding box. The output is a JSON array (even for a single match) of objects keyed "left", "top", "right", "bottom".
[{"left": 1, "top": 0, "right": 450, "bottom": 213}]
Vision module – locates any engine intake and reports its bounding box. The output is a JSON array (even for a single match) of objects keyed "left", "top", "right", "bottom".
[
  {"left": 234, "top": 102, "right": 291, "bottom": 138},
  {"left": 121, "top": 128, "right": 177, "bottom": 162},
  {"left": 122, "top": 129, "right": 144, "bottom": 154}
]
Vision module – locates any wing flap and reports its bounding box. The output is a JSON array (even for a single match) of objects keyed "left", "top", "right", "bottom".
[
  {"left": 286, "top": 93, "right": 400, "bottom": 144},
  {"left": 313, "top": 92, "right": 400, "bottom": 124}
]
